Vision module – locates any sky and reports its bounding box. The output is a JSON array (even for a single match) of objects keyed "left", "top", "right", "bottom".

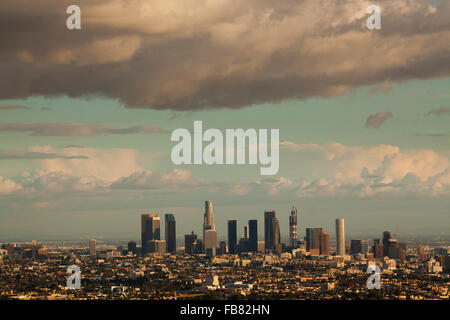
[{"left": 0, "top": 0, "right": 449, "bottom": 241}]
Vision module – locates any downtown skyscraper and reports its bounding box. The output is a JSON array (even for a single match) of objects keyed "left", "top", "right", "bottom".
[
  {"left": 289, "top": 206, "right": 298, "bottom": 248},
  {"left": 228, "top": 220, "right": 237, "bottom": 254},
  {"left": 248, "top": 219, "right": 258, "bottom": 252},
  {"left": 203, "top": 200, "right": 217, "bottom": 256},
  {"left": 264, "top": 210, "right": 280, "bottom": 254},
  {"left": 165, "top": 214, "right": 176, "bottom": 253},
  {"left": 141, "top": 214, "right": 160, "bottom": 255},
  {"left": 336, "top": 218, "right": 345, "bottom": 256}
]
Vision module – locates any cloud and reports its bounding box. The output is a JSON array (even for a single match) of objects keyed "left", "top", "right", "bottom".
[
  {"left": 29, "top": 146, "right": 143, "bottom": 182},
  {"left": 365, "top": 111, "right": 393, "bottom": 128},
  {"left": 0, "top": 0, "right": 449, "bottom": 110},
  {"left": 427, "top": 107, "right": 450, "bottom": 116},
  {"left": 0, "top": 104, "right": 29, "bottom": 110},
  {"left": 369, "top": 79, "right": 392, "bottom": 95},
  {"left": 0, "top": 122, "right": 165, "bottom": 136},
  {"left": 0, "top": 149, "right": 89, "bottom": 160},
  {"left": 0, "top": 176, "right": 22, "bottom": 195}
]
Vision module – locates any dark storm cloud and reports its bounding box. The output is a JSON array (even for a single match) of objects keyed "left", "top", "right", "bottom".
[
  {"left": 0, "top": 0, "right": 449, "bottom": 110},
  {"left": 365, "top": 112, "right": 393, "bottom": 129}
]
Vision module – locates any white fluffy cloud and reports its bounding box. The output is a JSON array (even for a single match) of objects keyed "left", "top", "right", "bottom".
[
  {"left": 281, "top": 141, "right": 450, "bottom": 198},
  {"left": 29, "top": 146, "right": 142, "bottom": 182},
  {"left": 0, "top": 176, "right": 22, "bottom": 195}
]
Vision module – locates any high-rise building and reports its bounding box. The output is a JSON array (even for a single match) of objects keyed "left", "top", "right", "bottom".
[
  {"left": 228, "top": 220, "right": 237, "bottom": 254},
  {"left": 320, "top": 232, "right": 330, "bottom": 255},
  {"left": 351, "top": 239, "right": 363, "bottom": 255},
  {"left": 203, "top": 200, "right": 215, "bottom": 238},
  {"left": 89, "top": 239, "right": 96, "bottom": 256},
  {"left": 264, "top": 210, "right": 280, "bottom": 254},
  {"left": 184, "top": 231, "right": 197, "bottom": 254},
  {"left": 248, "top": 219, "right": 258, "bottom": 252},
  {"left": 141, "top": 214, "right": 160, "bottom": 255},
  {"left": 335, "top": 218, "right": 345, "bottom": 256},
  {"left": 127, "top": 241, "right": 137, "bottom": 254},
  {"left": 289, "top": 206, "right": 298, "bottom": 248},
  {"left": 305, "top": 228, "right": 322, "bottom": 251},
  {"left": 165, "top": 214, "right": 176, "bottom": 253},
  {"left": 382, "top": 231, "right": 391, "bottom": 257},
  {"left": 203, "top": 200, "right": 217, "bottom": 255}
]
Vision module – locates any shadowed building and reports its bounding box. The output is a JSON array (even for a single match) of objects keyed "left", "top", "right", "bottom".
[
  {"left": 320, "top": 232, "right": 330, "bottom": 255},
  {"left": 141, "top": 214, "right": 160, "bottom": 255},
  {"left": 248, "top": 219, "right": 258, "bottom": 252},
  {"left": 185, "top": 231, "right": 197, "bottom": 254},
  {"left": 305, "top": 228, "right": 322, "bottom": 252},
  {"left": 228, "top": 220, "right": 237, "bottom": 254},
  {"left": 127, "top": 241, "right": 137, "bottom": 254},
  {"left": 264, "top": 210, "right": 280, "bottom": 254},
  {"left": 165, "top": 214, "right": 176, "bottom": 253}
]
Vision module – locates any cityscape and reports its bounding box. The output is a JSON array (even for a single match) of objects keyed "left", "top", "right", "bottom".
[
  {"left": 0, "top": 200, "right": 448, "bottom": 300},
  {"left": 1, "top": 0, "right": 449, "bottom": 310}
]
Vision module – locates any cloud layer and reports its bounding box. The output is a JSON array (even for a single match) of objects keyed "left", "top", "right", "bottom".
[
  {"left": 1, "top": 142, "right": 449, "bottom": 204},
  {"left": 0, "top": 122, "right": 165, "bottom": 136},
  {"left": 1, "top": 0, "right": 449, "bottom": 109}
]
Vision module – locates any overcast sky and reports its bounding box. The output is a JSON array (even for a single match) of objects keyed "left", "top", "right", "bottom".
[{"left": 0, "top": 0, "right": 449, "bottom": 241}]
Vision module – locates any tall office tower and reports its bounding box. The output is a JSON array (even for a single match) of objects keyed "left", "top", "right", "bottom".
[
  {"left": 351, "top": 239, "right": 363, "bottom": 255},
  {"left": 141, "top": 214, "right": 161, "bottom": 255},
  {"left": 244, "top": 225, "right": 249, "bottom": 239},
  {"left": 165, "top": 214, "right": 176, "bottom": 253},
  {"left": 185, "top": 231, "right": 197, "bottom": 254},
  {"left": 387, "top": 237, "right": 398, "bottom": 259},
  {"left": 335, "top": 218, "right": 345, "bottom": 256},
  {"left": 248, "top": 220, "right": 258, "bottom": 252},
  {"left": 228, "top": 220, "right": 237, "bottom": 254},
  {"left": 382, "top": 231, "right": 391, "bottom": 257},
  {"left": 305, "top": 228, "right": 323, "bottom": 251},
  {"left": 264, "top": 210, "right": 280, "bottom": 253},
  {"left": 89, "top": 239, "right": 96, "bottom": 256},
  {"left": 203, "top": 200, "right": 217, "bottom": 253},
  {"left": 320, "top": 232, "right": 330, "bottom": 255},
  {"left": 203, "top": 200, "right": 215, "bottom": 238},
  {"left": 128, "top": 241, "right": 137, "bottom": 254},
  {"left": 289, "top": 206, "right": 298, "bottom": 248}
]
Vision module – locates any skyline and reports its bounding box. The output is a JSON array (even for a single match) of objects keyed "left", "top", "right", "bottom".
[
  {"left": 0, "top": 0, "right": 449, "bottom": 240},
  {"left": 0, "top": 199, "right": 447, "bottom": 243}
]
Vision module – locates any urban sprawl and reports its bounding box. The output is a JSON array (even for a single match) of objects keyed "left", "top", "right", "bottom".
[{"left": 0, "top": 201, "right": 448, "bottom": 300}]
